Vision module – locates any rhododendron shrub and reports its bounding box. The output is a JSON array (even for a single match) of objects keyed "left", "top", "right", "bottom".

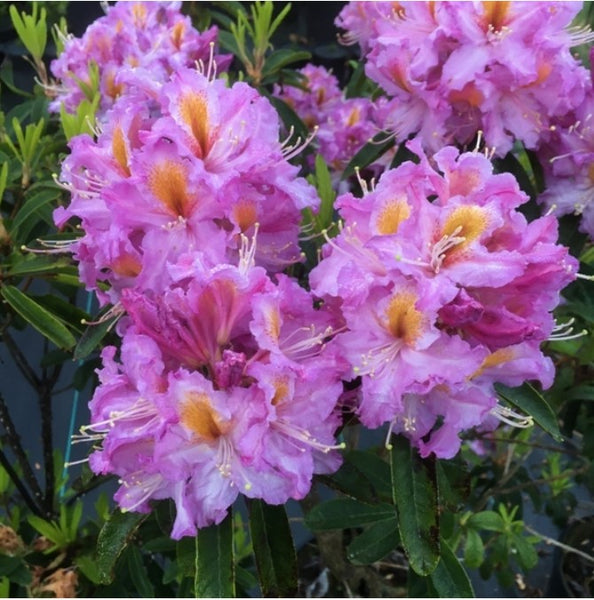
[{"left": 0, "top": 0, "right": 581, "bottom": 594}]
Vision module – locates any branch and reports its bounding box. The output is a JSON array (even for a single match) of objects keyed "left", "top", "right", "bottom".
[
  {"left": 1, "top": 329, "right": 41, "bottom": 388},
  {"left": 0, "top": 447, "right": 43, "bottom": 517}
]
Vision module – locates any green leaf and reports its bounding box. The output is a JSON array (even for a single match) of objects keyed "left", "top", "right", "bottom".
[
  {"left": 75, "top": 555, "right": 102, "bottom": 585},
  {"left": 494, "top": 382, "right": 562, "bottom": 441},
  {"left": 74, "top": 312, "right": 118, "bottom": 360},
  {"left": 127, "top": 545, "right": 155, "bottom": 597},
  {"left": 262, "top": 49, "right": 311, "bottom": 77},
  {"left": 247, "top": 499, "right": 297, "bottom": 597},
  {"left": 467, "top": 510, "right": 505, "bottom": 532},
  {"left": 430, "top": 540, "right": 474, "bottom": 598},
  {"left": 176, "top": 536, "right": 196, "bottom": 579},
  {"left": 390, "top": 436, "right": 440, "bottom": 576},
  {"left": 305, "top": 498, "right": 396, "bottom": 531},
  {"left": 346, "top": 517, "right": 400, "bottom": 565},
  {"left": 6, "top": 255, "right": 74, "bottom": 277},
  {"left": 342, "top": 132, "right": 395, "bottom": 180},
  {"left": 345, "top": 450, "right": 392, "bottom": 501},
  {"left": 565, "top": 384, "right": 594, "bottom": 402},
  {"left": 511, "top": 533, "right": 538, "bottom": 570},
  {"left": 0, "top": 556, "right": 31, "bottom": 587},
  {"left": 95, "top": 510, "right": 147, "bottom": 585},
  {"left": 11, "top": 188, "right": 61, "bottom": 240},
  {"left": 264, "top": 94, "right": 310, "bottom": 145},
  {"left": 195, "top": 511, "right": 235, "bottom": 598},
  {"left": 1, "top": 285, "right": 76, "bottom": 349},
  {"left": 463, "top": 528, "right": 484, "bottom": 568}
]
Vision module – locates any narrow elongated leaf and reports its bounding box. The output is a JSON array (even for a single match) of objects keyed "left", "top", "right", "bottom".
[
  {"left": 390, "top": 436, "right": 440, "bottom": 575},
  {"left": 346, "top": 517, "right": 400, "bottom": 565},
  {"left": 430, "top": 540, "right": 474, "bottom": 598},
  {"left": 467, "top": 510, "right": 504, "bottom": 532},
  {"left": 6, "top": 256, "right": 75, "bottom": 277},
  {"left": 195, "top": 511, "right": 234, "bottom": 598},
  {"left": 305, "top": 498, "right": 396, "bottom": 531},
  {"left": 96, "top": 511, "right": 147, "bottom": 584},
  {"left": 73, "top": 313, "right": 118, "bottom": 360},
  {"left": 494, "top": 382, "right": 562, "bottom": 441},
  {"left": 1, "top": 285, "right": 76, "bottom": 349},
  {"left": 11, "top": 188, "right": 60, "bottom": 235},
  {"left": 262, "top": 49, "right": 311, "bottom": 77},
  {"left": 127, "top": 545, "right": 155, "bottom": 598},
  {"left": 247, "top": 499, "right": 297, "bottom": 597}
]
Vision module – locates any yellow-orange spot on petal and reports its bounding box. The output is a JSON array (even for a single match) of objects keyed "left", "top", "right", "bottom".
[
  {"left": 316, "top": 87, "right": 326, "bottom": 106},
  {"left": 111, "top": 254, "right": 141, "bottom": 277},
  {"left": 385, "top": 291, "right": 423, "bottom": 345},
  {"left": 179, "top": 91, "right": 210, "bottom": 158},
  {"left": 392, "top": 2, "right": 406, "bottom": 18},
  {"left": 132, "top": 3, "right": 147, "bottom": 26},
  {"left": 272, "top": 377, "right": 290, "bottom": 406},
  {"left": 449, "top": 82, "right": 484, "bottom": 109},
  {"left": 346, "top": 106, "right": 361, "bottom": 127},
  {"left": 232, "top": 201, "right": 258, "bottom": 232},
  {"left": 441, "top": 205, "right": 487, "bottom": 250},
  {"left": 376, "top": 197, "right": 411, "bottom": 235},
  {"left": 112, "top": 126, "right": 130, "bottom": 176},
  {"left": 470, "top": 347, "right": 514, "bottom": 379},
  {"left": 181, "top": 392, "right": 228, "bottom": 442},
  {"left": 266, "top": 307, "right": 281, "bottom": 342},
  {"left": 588, "top": 163, "right": 594, "bottom": 184},
  {"left": 534, "top": 61, "right": 552, "bottom": 86},
  {"left": 171, "top": 22, "right": 185, "bottom": 50},
  {"left": 105, "top": 70, "right": 124, "bottom": 101},
  {"left": 482, "top": 0, "right": 510, "bottom": 32},
  {"left": 148, "top": 160, "right": 191, "bottom": 217}
]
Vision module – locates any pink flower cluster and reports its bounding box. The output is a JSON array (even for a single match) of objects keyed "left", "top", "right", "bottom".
[
  {"left": 50, "top": 1, "right": 230, "bottom": 116},
  {"left": 538, "top": 93, "right": 594, "bottom": 239},
  {"left": 57, "top": 63, "right": 346, "bottom": 535},
  {"left": 336, "top": 1, "right": 592, "bottom": 156},
  {"left": 310, "top": 141, "right": 578, "bottom": 458},
  {"left": 274, "top": 64, "right": 390, "bottom": 182}
]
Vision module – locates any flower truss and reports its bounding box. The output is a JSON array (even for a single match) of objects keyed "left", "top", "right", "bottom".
[
  {"left": 337, "top": 1, "right": 593, "bottom": 156},
  {"left": 310, "top": 141, "right": 578, "bottom": 458}
]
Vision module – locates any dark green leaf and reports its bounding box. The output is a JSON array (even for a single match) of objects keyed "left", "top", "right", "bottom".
[
  {"left": 1, "top": 285, "right": 76, "bottom": 349},
  {"left": 345, "top": 450, "right": 392, "bottom": 501},
  {"left": 463, "top": 528, "right": 484, "bottom": 568},
  {"left": 11, "top": 188, "right": 61, "bottom": 237},
  {"left": 565, "top": 384, "right": 594, "bottom": 402},
  {"left": 5, "top": 255, "right": 73, "bottom": 277},
  {"left": 126, "top": 544, "right": 155, "bottom": 597},
  {"left": 346, "top": 517, "right": 400, "bottom": 565},
  {"left": 74, "top": 313, "right": 119, "bottom": 360},
  {"left": 195, "top": 511, "right": 235, "bottom": 598},
  {"left": 247, "top": 499, "right": 297, "bottom": 597},
  {"left": 75, "top": 555, "right": 102, "bottom": 585},
  {"left": 262, "top": 49, "right": 311, "bottom": 77},
  {"left": 305, "top": 498, "right": 396, "bottom": 531},
  {"left": 342, "top": 133, "right": 395, "bottom": 180},
  {"left": 95, "top": 510, "right": 147, "bottom": 584},
  {"left": 176, "top": 536, "right": 196, "bottom": 579},
  {"left": 236, "top": 566, "right": 258, "bottom": 595},
  {"left": 511, "top": 534, "right": 538, "bottom": 570},
  {"left": 430, "top": 540, "right": 474, "bottom": 598},
  {"left": 390, "top": 436, "right": 440, "bottom": 576},
  {"left": 0, "top": 556, "right": 32, "bottom": 586},
  {"left": 495, "top": 382, "right": 562, "bottom": 441}
]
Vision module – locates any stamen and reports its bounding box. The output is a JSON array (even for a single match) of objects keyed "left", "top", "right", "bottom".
[
  {"left": 63, "top": 457, "right": 89, "bottom": 468},
  {"left": 549, "top": 318, "right": 588, "bottom": 341},
  {"left": 280, "top": 125, "right": 318, "bottom": 161},
  {"left": 238, "top": 222, "right": 260, "bottom": 274},
  {"left": 355, "top": 166, "right": 376, "bottom": 195},
  {"left": 121, "top": 472, "right": 164, "bottom": 512},
  {"left": 81, "top": 302, "right": 124, "bottom": 327},
  {"left": 80, "top": 396, "right": 157, "bottom": 433},
  {"left": 272, "top": 419, "right": 345, "bottom": 453},
  {"left": 195, "top": 41, "right": 218, "bottom": 82},
  {"left": 567, "top": 24, "right": 594, "bottom": 47},
  {"left": 430, "top": 225, "right": 465, "bottom": 272},
  {"left": 490, "top": 403, "right": 534, "bottom": 428}
]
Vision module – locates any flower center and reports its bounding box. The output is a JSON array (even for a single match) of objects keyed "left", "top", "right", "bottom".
[
  {"left": 385, "top": 291, "right": 423, "bottom": 345},
  {"left": 181, "top": 392, "right": 228, "bottom": 442},
  {"left": 148, "top": 160, "right": 191, "bottom": 217},
  {"left": 482, "top": 1, "right": 510, "bottom": 32},
  {"left": 179, "top": 91, "right": 210, "bottom": 159},
  {"left": 376, "top": 197, "right": 411, "bottom": 235}
]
